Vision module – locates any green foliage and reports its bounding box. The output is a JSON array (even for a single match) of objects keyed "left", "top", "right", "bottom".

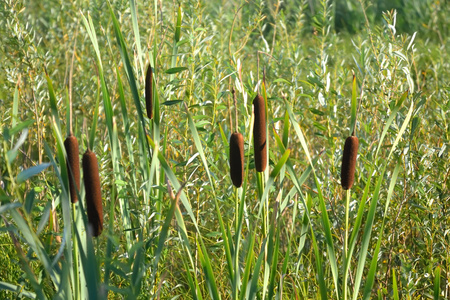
[{"left": 0, "top": 0, "right": 449, "bottom": 299}]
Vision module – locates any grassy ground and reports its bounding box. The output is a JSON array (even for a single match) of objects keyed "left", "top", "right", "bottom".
[{"left": 0, "top": 0, "right": 449, "bottom": 299}]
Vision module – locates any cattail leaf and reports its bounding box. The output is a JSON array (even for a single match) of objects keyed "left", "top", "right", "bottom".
[
  {"left": 352, "top": 167, "right": 386, "bottom": 300},
  {"left": 282, "top": 110, "right": 289, "bottom": 148},
  {"left": 184, "top": 104, "right": 234, "bottom": 281},
  {"left": 197, "top": 242, "right": 221, "bottom": 300},
  {"left": 239, "top": 233, "right": 255, "bottom": 300},
  {"left": 286, "top": 99, "right": 339, "bottom": 296},
  {"left": 129, "top": 0, "right": 144, "bottom": 79},
  {"left": 434, "top": 266, "right": 441, "bottom": 300},
  {"left": 361, "top": 162, "right": 400, "bottom": 299},
  {"left": 164, "top": 66, "right": 188, "bottom": 74},
  {"left": 88, "top": 88, "right": 101, "bottom": 150},
  {"left": 108, "top": 4, "right": 148, "bottom": 151},
  {"left": 45, "top": 73, "right": 61, "bottom": 132},
  {"left": 269, "top": 149, "right": 290, "bottom": 178},
  {"left": 248, "top": 240, "right": 266, "bottom": 300},
  {"left": 17, "top": 163, "right": 51, "bottom": 184},
  {"left": 257, "top": 149, "right": 290, "bottom": 218},
  {"left": 392, "top": 269, "right": 399, "bottom": 300},
  {"left": 350, "top": 74, "right": 357, "bottom": 135}
]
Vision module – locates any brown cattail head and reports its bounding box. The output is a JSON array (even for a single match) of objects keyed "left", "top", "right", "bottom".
[
  {"left": 229, "top": 132, "right": 244, "bottom": 187},
  {"left": 82, "top": 150, "right": 103, "bottom": 237},
  {"left": 340, "top": 136, "right": 359, "bottom": 190},
  {"left": 253, "top": 94, "right": 266, "bottom": 172},
  {"left": 145, "top": 64, "right": 153, "bottom": 119},
  {"left": 64, "top": 135, "right": 80, "bottom": 203}
]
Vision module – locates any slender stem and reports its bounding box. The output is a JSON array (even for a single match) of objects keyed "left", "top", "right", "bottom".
[
  {"left": 344, "top": 188, "right": 351, "bottom": 300},
  {"left": 233, "top": 186, "right": 239, "bottom": 299},
  {"left": 72, "top": 203, "right": 80, "bottom": 300}
]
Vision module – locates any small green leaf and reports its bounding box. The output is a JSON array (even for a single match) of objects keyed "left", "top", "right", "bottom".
[
  {"left": 165, "top": 67, "right": 188, "bottom": 74},
  {"left": 17, "top": 163, "right": 51, "bottom": 184},
  {"left": 24, "top": 188, "right": 36, "bottom": 215},
  {"left": 161, "top": 100, "right": 183, "bottom": 106}
]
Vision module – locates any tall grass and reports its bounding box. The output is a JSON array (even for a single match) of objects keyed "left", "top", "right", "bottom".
[{"left": 1, "top": 0, "right": 449, "bottom": 299}]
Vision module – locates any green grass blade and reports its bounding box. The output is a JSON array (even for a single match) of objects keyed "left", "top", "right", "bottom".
[
  {"left": 375, "top": 90, "right": 409, "bottom": 158},
  {"left": 197, "top": 241, "right": 221, "bottom": 300},
  {"left": 129, "top": 0, "right": 144, "bottom": 80},
  {"left": 248, "top": 240, "right": 266, "bottom": 300},
  {"left": 257, "top": 149, "right": 290, "bottom": 218},
  {"left": 362, "top": 163, "right": 400, "bottom": 299},
  {"left": 392, "top": 269, "right": 399, "bottom": 300},
  {"left": 108, "top": 4, "right": 148, "bottom": 146},
  {"left": 45, "top": 72, "right": 62, "bottom": 132},
  {"left": 352, "top": 168, "right": 385, "bottom": 300},
  {"left": 434, "top": 266, "right": 441, "bottom": 300},
  {"left": 387, "top": 101, "right": 414, "bottom": 160}
]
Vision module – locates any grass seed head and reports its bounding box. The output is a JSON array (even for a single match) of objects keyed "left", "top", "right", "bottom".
[
  {"left": 253, "top": 94, "right": 267, "bottom": 172},
  {"left": 145, "top": 64, "right": 153, "bottom": 119},
  {"left": 229, "top": 132, "right": 244, "bottom": 187},
  {"left": 340, "top": 136, "right": 359, "bottom": 190},
  {"left": 64, "top": 135, "right": 80, "bottom": 203},
  {"left": 82, "top": 150, "right": 103, "bottom": 237}
]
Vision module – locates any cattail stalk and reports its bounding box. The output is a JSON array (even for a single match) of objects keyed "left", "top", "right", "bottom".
[
  {"left": 253, "top": 94, "right": 266, "bottom": 172},
  {"left": 145, "top": 64, "right": 153, "bottom": 119},
  {"left": 64, "top": 135, "right": 80, "bottom": 203},
  {"left": 82, "top": 150, "right": 103, "bottom": 237},
  {"left": 340, "top": 136, "right": 359, "bottom": 190},
  {"left": 230, "top": 132, "right": 244, "bottom": 187}
]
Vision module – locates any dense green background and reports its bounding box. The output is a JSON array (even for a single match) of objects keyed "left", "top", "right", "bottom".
[{"left": 1, "top": 0, "right": 449, "bottom": 298}]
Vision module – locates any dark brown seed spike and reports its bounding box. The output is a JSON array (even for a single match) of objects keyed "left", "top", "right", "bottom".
[
  {"left": 64, "top": 135, "right": 80, "bottom": 203},
  {"left": 253, "top": 94, "right": 266, "bottom": 172},
  {"left": 145, "top": 64, "right": 153, "bottom": 119},
  {"left": 230, "top": 132, "right": 244, "bottom": 187},
  {"left": 82, "top": 150, "right": 103, "bottom": 237},
  {"left": 340, "top": 136, "right": 359, "bottom": 190}
]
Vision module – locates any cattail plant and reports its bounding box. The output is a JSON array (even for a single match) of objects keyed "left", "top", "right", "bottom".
[
  {"left": 64, "top": 135, "right": 80, "bottom": 203},
  {"left": 229, "top": 86, "right": 244, "bottom": 187},
  {"left": 340, "top": 135, "right": 359, "bottom": 190},
  {"left": 145, "top": 63, "right": 153, "bottom": 119},
  {"left": 253, "top": 94, "right": 266, "bottom": 172},
  {"left": 230, "top": 132, "right": 244, "bottom": 187},
  {"left": 82, "top": 149, "right": 103, "bottom": 237}
]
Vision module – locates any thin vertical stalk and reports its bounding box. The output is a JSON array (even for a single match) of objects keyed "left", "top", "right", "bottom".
[
  {"left": 344, "top": 188, "right": 351, "bottom": 300},
  {"left": 72, "top": 203, "right": 80, "bottom": 300}
]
